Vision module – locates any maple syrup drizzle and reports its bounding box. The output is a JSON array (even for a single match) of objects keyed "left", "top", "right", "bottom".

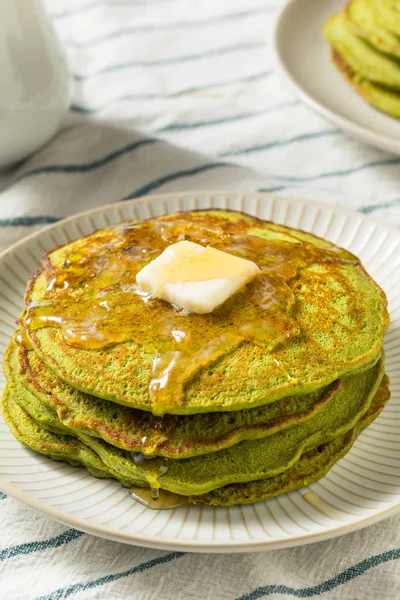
[
  {"left": 15, "top": 328, "right": 33, "bottom": 349},
  {"left": 23, "top": 215, "right": 358, "bottom": 413}
]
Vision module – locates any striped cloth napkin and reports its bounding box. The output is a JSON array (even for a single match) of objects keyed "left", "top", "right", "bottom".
[{"left": 1, "top": 1, "right": 400, "bottom": 598}]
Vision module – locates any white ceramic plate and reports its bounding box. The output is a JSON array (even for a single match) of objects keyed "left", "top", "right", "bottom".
[
  {"left": 274, "top": 0, "right": 400, "bottom": 155},
  {"left": 1, "top": 191, "right": 400, "bottom": 553}
]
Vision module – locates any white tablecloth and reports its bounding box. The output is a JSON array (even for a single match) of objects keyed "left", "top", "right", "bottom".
[{"left": 1, "top": 1, "right": 400, "bottom": 598}]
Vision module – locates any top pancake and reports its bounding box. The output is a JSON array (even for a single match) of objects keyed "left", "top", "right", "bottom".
[{"left": 22, "top": 210, "right": 389, "bottom": 415}]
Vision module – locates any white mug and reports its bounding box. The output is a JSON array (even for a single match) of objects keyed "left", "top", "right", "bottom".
[{"left": 0, "top": 0, "right": 70, "bottom": 169}]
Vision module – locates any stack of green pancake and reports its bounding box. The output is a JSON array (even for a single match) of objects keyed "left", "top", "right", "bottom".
[
  {"left": 1, "top": 210, "right": 390, "bottom": 507},
  {"left": 324, "top": 0, "right": 400, "bottom": 118}
]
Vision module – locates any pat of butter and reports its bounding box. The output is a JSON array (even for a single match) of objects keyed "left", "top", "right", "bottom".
[{"left": 136, "top": 240, "right": 260, "bottom": 314}]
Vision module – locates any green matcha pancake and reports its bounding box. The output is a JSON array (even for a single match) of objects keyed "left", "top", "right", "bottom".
[
  {"left": 5, "top": 355, "right": 385, "bottom": 495},
  {"left": 324, "top": 12, "right": 400, "bottom": 90},
  {"left": 1, "top": 375, "right": 390, "bottom": 506},
  {"left": 5, "top": 336, "right": 353, "bottom": 459},
  {"left": 0, "top": 385, "right": 141, "bottom": 488},
  {"left": 346, "top": 0, "right": 400, "bottom": 58},
  {"left": 332, "top": 49, "right": 400, "bottom": 118},
  {"left": 197, "top": 375, "right": 390, "bottom": 506},
  {"left": 375, "top": 0, "right": 400, "bottom": 32},
  {"left": 22, "top": 210, "right": 388, "bottom": 416}
]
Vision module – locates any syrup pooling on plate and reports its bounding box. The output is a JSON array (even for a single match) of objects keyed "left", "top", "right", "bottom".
[
  {"left": 129, "top": 486, "right": 190, "bottom": 510},
  {"left": 22, "top": 213, "right": 359, "bottom": 413}
]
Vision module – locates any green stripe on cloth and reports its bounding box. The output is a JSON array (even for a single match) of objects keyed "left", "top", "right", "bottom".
[
  {"left": 72, "top": 42, "right": 264, "bottom": 80},
  {"left": 71, "top": 70, "right": 273, "bottom": 113},
  {"left": 51, "top": 0, "right": 202, "bottom": 19},
  {"left": 257, "top": 186, "right": 287, "bottom": 193},
  {"left": 220, "top": 130, "right": 340, "bottom": 157},
  {"left": 0, "top": 530, "right": 84, "bottom": 562},
  {"left": 122, "top": 162, "right": 236, "bottom": 199},
  {"left": 155, "top": 102, "right": 298, "bottom": 132},
  {"left": 64, "top": 7, "right": 274, "bottom": 47},
  {"left": 35, "top": 552, "right": 185, "bottom": 600},
  {"left": 237, "top": 547, "right": 400, "bottom": 599},
  {"left": 359, "top": 198, "right": 400, "bottom": 213},
  {"left": 0, "top": 217, "right": 60, "bottom": 227},
  {"left": 270, "top": 158, "right": 400, "bottom": 183},
  {"left": 15, "top": 139, "right": 160, "bottom": 181}
]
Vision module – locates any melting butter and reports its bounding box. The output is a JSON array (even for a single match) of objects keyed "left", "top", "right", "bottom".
[{"left": 136, "top": 240, "right": 260, "bottom": 314}]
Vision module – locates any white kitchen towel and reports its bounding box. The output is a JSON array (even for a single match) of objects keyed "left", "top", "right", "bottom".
[{"left": 1, "top": 1, "right": 400, "bottom": 599}]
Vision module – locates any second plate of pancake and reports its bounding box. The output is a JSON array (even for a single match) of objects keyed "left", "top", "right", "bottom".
[{"left": 274, "top": 0, "right": 400, "bottom": 154}]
